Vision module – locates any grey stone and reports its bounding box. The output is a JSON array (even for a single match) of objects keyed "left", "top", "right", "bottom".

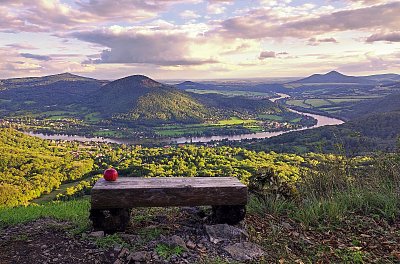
[
  {"left": 118, "top": 248, "right": 130, "bottom": 258},
  {"left": 120, "top": 233, "right": 139, "bottom": 243},
  {"left": 224, "top": 242, "right": 264, "bottom": 261},
  {"left": 204, "top": 224, "right": 248, "bottom": 244},
  {"left": 128, "top": 251, "right": 149, "bottom": 262},
  {"left": 281, "top": 221, "right": 293, "bottom": 230},
  {"left": 89, "top": 231, "right": 104, "bottom": 238},
  {"left": 166, "top": 235, "right": 188, "bottom": 251},
  {"left": 186, "top": 240, "right": 196, "bottom": 250}
]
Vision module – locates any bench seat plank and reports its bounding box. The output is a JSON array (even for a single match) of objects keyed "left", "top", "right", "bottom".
[{"left": 91, "top": 177, "right": 247, "bottom": 209}]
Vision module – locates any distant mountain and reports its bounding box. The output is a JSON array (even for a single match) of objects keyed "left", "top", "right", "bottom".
[
  {"left": 0, "top": 72, "right": 105, "bottom": 90},
  {"left": 175, "top": 81, "right": 214, "bottom": 90},
  {"left": 176, "top": 80, "right": 286, "bottom": 93},
  {"left": 363, "top": 74, "right": 400, "bottom": 84},
  {"left": 290, "top": 71, "right": 374, "bottom": 84},
  {"left": 0, "top": 73, "right": 105, "bottom": 113}
]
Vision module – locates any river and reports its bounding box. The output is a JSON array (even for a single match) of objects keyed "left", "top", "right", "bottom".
[{"left": 27, "top": 93, "right": 344, "bottom": 145}]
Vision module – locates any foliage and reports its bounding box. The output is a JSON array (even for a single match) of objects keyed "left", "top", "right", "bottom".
[
  {"left": 231, "top": 111, "right": 400, "bottom": 155},
  {"left": 248, "top": 167, "right": 299, "bottom": 199},
  {"left": 0, "top": 128, "right": 94, "bottom": 206},
  {"left": 248, "top": 153, "right": 400, "bottom": 227},
  {"left": 55, "top": 175, "right": 102, "bottom": 201},
  {"left": 155, "top": 244, "right": 185, "bottom": 260}
]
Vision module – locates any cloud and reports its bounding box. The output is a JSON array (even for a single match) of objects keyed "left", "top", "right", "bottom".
[
  {"left": 207, "top": 0, "right": 233, "bottom": 14},
  {"left": 0, "top": 0, "right": 203, "bottom": 32},
  {"left": 259, "top": 51, "right": 276, "bottom": 59},
  {"left": 214, "top": 2, "right": 400, "bottom": 39},
  {"left": 6, "top": 43, "right": 38, "bottom": 49},
  {"left": 72, "top": 27, "right": 218, "bottom": 66},
  {"left": 308, "top": 37, "right": 338, "bottom": 45},
  {"left": 366, "top": 32, "right": 400, "bottom": 43},
  {"left": 20, "top": 53, "right": 51, "bottom": 61},
  {"left": 221, "top": 43, "right": 252, "bottom": 55},
  {"left": 258, "top": 51, "right": 288, "bottom": 60},
  {"left": 180, "top": 10, "right": 201, "bottom": 20}
]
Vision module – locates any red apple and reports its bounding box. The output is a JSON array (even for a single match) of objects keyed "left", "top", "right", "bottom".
[{"left": 104, "top": 168, "right": 118, "bottom": 181}]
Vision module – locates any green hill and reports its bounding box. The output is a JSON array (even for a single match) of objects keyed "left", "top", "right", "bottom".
[
  {"left": 91, "top": 75, "right": 282, "bottom": 123},
  {"left": 342, "top": 92, "right": 400, "bottom": 119},
  {"left": 91, "top": 75, "right": 210, "bottom": 123}
]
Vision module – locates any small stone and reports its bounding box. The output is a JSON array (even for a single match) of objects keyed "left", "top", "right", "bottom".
[
  {"left": 52, "top": 258, "right": 59, "bottom": 262},
  {"left": 41, "top": 245, "right": 48, "bottom": 250},
  {"left": 186, "top": 240, "right": 196, "bottom": 250},
  {"left": 166, "top": 235, "right": 188, "bottom": 251},
  {"left": 120, "top": 233, "right": 139, "bottom": 243},
  {"left": 118, "top": 248, "right": 130, "bottom": 258},
  {"left": 114, "top": 244, "right": 123, "bottom": 252},
  {"left": 282, "top": 222, "right": 293, "bottom": 230},
  {"left": 128, "top": 251, "right": 149, "bottom": 262},
  {"left": 224, "top": 242, "right": 264, "bottom": 261},
  {"left": 205, "top": 224, "right": 248, "bottom": 244},
  {"left": 89, "top": 231, "right": 104, "bottom": 238},
  {"left": 113, "top": 260, "right": 122, "bottom": 264}
]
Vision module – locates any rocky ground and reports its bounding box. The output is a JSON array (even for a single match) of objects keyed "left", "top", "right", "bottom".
[
  {"left": 0, "top": 207, "right": 264, "bottom": 264},
  {"left": 1, "top": 206, "right": 400, "bottom": 263}
]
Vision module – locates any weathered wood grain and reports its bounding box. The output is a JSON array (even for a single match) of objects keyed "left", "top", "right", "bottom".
[{"left": 91, "top": 177, "right": 247, "bottom": 209}]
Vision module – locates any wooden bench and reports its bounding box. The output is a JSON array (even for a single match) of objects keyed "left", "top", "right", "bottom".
[{"left": 90, "top": 177, "right": 248, "bottom": 232}]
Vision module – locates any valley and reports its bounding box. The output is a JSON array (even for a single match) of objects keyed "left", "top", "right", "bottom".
[
  {"left": 0, "top": 73, "right": 316, "bottom": 140},
  {"left": 1, "top": 70, "right": 400, "bottom": 263},
  {"left": 1, "top": 70, "right": 399, "bottom": 153}
]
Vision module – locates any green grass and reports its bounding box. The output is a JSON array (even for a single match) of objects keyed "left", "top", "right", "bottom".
[
  {"left": 138, "top": 227, "right": 165, "bottom": 241},
  {"left": 94, "top": 233, "right": 129, "bottom": 249},
  {"left": 155, "top": 244, "right": 185, "bottom": 261},
  {"left": 0, "top": 198, "right": 90, "bottom": 233},
  {"left": 247, "top": 154, "right": 400, "bottom": 228},
  {"left": 304, "top": 99, "right": 332, "bottom": 108},
  {"left": 155, "top": 117, "right": 260, "bottom": 137},
  {"left": 215, "top": 117, "right": 258, "bottom": 126},
  {"left": 156, "top": 126, "right": 208, "bottom": 136},
  {"left": 286, "top": 100, "right": 310, "bottom": 108},
  {"left": 290, "top": 118, "right": 301, "bottom": 123},
  {"left": 84, "top": 112, "right": 102, "bottom": 122},
  {"left": 327, "top": 98, "right": 363, "bottom": 103}
]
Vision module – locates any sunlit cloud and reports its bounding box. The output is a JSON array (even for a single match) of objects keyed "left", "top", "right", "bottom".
[{"left": 0, "top": 0, "right": 398, "bottom": 79}]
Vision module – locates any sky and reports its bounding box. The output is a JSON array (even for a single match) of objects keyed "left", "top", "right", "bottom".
[{"left": 0, "top": 0, "right": 399, "bottom": 80}]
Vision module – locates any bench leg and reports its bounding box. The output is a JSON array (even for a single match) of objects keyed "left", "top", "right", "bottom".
[
  {"left": 90, "top": 208, "right": 131, "bottom": 233},
  {"left": 212, "top": 205, "right": 246, "bottom": 225}
]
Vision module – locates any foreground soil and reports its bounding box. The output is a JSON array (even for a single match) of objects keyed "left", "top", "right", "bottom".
[{"left": 1, "top": 207, "right": 399, "bottom": 263}]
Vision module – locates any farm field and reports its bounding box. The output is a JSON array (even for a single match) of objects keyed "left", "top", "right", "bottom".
[{"left": 285, "top": 94, "right": 387, "bottom": 116}]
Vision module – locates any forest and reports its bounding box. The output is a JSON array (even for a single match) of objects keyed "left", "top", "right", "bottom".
[{"left": 0, "top": 127, "right": 369, "bottom": 207}]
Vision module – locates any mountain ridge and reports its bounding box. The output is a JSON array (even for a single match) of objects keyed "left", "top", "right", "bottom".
[{"left": 289, "top": 70, "right": 375, "bottom": 84}]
